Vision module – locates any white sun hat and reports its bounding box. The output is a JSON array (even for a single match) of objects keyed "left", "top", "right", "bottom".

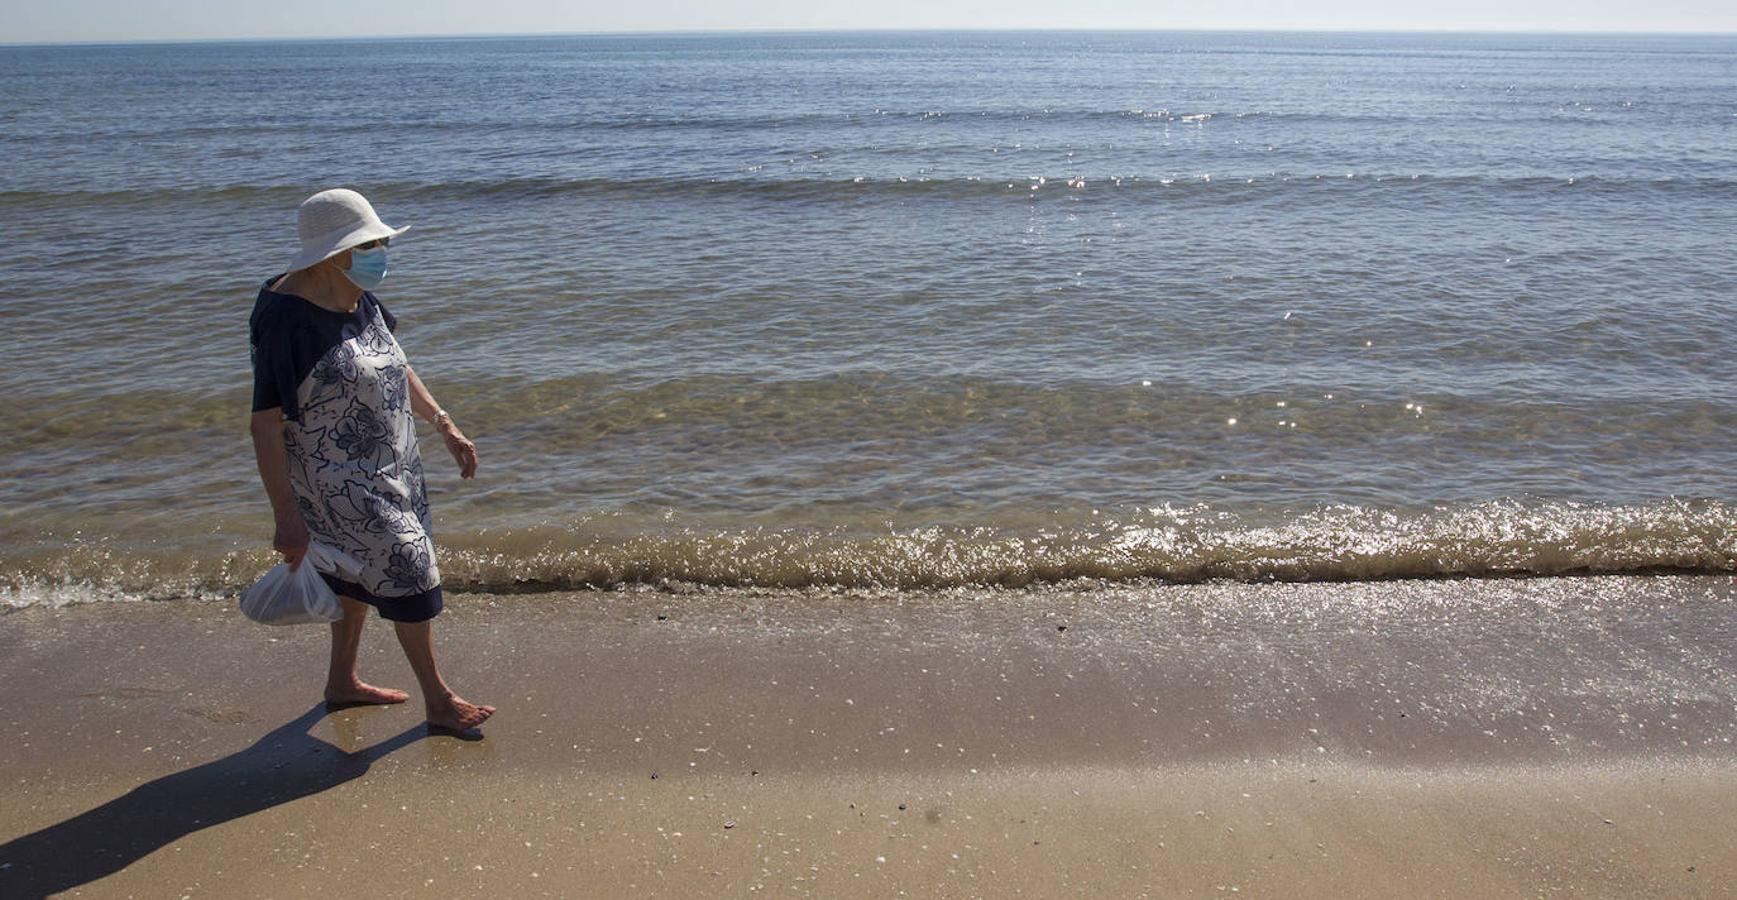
[{"left": 286, "top": 188, "right": 411, "bottom": 273}]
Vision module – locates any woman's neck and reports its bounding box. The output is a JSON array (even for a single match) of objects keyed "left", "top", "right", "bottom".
[{"left": 277, "top": 264, "right": 363, "bottom": 313}]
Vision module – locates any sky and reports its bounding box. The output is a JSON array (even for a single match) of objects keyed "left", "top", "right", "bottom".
[{"left": 4, "top": 0, "right": 1736, "bottom": 44}]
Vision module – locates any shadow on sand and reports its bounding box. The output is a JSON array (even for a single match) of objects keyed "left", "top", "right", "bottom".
[{"left": 0, "top": 704, "right": 429, "bottom": 899}]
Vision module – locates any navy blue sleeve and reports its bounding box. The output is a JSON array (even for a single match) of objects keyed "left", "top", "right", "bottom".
[{"left": 250, "top": 300, "right": 303, "bottom": 421}]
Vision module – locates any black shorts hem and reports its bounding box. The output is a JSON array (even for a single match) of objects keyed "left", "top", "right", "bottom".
[{"left": 321, "top": 575, "right": 444, "bottom": 623}]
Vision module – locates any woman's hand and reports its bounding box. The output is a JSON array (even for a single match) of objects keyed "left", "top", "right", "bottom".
[
  {"left": 406, "top": 370, "right": 475, "bottom": 478},
  {"left": 274, "top": 511, "right": 311, "bottom": 570},
  {"left": 441, "top": 421, "right": 479, "bottom": 479}
]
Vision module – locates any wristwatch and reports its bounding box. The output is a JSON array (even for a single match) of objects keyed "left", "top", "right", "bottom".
[{"left": 432, "top": 410, "right": 453, "bottom": 429}]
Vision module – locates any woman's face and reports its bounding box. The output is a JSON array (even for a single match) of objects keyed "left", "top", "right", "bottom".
[{"left": 325, "top": 236, "right": 388, "bottom": 274}]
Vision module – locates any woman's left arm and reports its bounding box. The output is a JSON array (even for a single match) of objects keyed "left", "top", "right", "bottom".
[{"left": 406, "top": 365, "right": 478, "bottom": 479}]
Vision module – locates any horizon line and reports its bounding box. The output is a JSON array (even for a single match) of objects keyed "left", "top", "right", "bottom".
[{"left": 5, "top": 25, "right": 1736, "bottom": 49}]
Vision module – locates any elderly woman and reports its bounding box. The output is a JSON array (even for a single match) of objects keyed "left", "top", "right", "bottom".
[{"left": 249, "top": 188, "right": 494, "bottom": 733}]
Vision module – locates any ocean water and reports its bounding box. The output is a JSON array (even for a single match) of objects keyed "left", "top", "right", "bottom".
[{"left": 2, "top": 31, "right": 1736, "bottom": 603}]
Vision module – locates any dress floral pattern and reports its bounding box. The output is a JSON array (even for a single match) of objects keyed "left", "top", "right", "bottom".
[{"left": 280, "top": 303, "right": 440, "bottom": 600}]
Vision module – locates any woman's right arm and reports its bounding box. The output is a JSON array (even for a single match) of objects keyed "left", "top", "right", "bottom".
[{"left": 250, "top": 409, "right": 309, "bottom": 569}]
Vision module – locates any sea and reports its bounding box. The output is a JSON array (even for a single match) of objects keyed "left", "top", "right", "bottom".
[{"left": 3, "top": 30, "right": 1736, "bottom": 606}]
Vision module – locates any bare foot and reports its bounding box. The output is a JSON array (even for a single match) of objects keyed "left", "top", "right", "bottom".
[
  {"left": 325, "top": 681, "right": 411, "bottom": 709},
  {"left": 426, "top": 694, "right": 496, "bottom": 733}
]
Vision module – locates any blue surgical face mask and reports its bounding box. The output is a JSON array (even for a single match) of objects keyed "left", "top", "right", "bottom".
[{"left": 343, "top": 246, "right": 389, "bottom": 291}]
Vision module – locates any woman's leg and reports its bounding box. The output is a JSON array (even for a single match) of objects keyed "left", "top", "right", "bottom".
[
  {"left": 392, "top": 618, "right": 495, "bottom": 731},
  {"left": 324, "top": 595, "right": 409, "bottom": 706}
]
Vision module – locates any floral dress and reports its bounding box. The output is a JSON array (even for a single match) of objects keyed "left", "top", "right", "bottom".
[{"left": 249, "top": 279, "right": 443, "bottom": 622}]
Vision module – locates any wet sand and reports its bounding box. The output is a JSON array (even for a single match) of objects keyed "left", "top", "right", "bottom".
[{"left": 3, "top": 575, "right": 1736, "bottom": 897}]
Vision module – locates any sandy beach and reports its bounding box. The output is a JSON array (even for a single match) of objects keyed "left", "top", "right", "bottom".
[{"left": 4, "top": 575, "right": 1736, "bottom": 898}]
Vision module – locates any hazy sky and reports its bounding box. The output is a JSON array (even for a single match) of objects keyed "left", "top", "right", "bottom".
[{"left": 6, "top": 0, "right": 1736, "bottom": 44}]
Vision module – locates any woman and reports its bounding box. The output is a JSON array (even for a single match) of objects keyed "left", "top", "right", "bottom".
[{"left": 249, "top": 188, "right": 494, "bottom": 733}]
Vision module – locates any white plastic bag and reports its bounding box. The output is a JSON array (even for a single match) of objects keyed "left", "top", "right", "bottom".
[{"left": 239, "top": 542, "right": 361, "bottom": 625}]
